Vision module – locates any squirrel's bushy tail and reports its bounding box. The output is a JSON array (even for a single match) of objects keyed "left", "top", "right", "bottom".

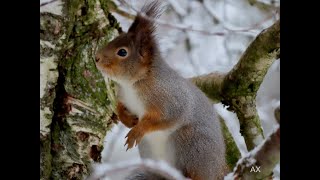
[{"left": 125, "top": 169, "right": 169, "bottom": 180}]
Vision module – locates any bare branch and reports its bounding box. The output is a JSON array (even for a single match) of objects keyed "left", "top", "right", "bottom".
[
  {"left": 113, "top": 0, "right": 278, "bottom": 37},
  {"left": 167, "top": 0, "right": 187, "bottom": 16},
  {"left": 223, "top": 12, "right": 278, "bottom": 32},
  {"left": 107, "top": 1, "right": 135, "bottom": 20},
  {"left": 118, "top": 0, "right": 227, "bottom": 36},
  {"left": 191, "top": 20, "right": 280, "bottom": 150},
  {"left": 200, "top": 0, "right": 221, "bottom": 24}
]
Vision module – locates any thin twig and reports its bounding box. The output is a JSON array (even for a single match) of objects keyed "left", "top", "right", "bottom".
[
  {"left": 185, "top": 35, "right": 202, "bottom": 75},
  {"left": 201, "top": 0, "right": 221, "bottom": 24},
  {"left": 166, "top": 0, "right": 187, "bottom": 16},
  {"left": 223, "top": 11, "right": 278, "bottom": 32},
  {"left": 118, "top": 0, "right": 226, "bottom": 36},
  {"left": 116, "top": 0, "right": 278, "bottom": 36},
  {"left": 108, "top": 2, "right": 135, "bottom": 20}
]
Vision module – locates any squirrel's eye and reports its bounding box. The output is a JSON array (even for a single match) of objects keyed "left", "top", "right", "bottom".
[{"left": 117, "top": 49, "right": 127, "bottom": 57}]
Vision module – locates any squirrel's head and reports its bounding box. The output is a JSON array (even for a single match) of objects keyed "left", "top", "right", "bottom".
[{"left": 95, "top": 1, "right": 163, "bottom": 83}]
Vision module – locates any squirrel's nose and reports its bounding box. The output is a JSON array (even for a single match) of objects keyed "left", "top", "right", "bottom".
[{"left": 95, "top": 54, "right": 101, "bottom": 62}]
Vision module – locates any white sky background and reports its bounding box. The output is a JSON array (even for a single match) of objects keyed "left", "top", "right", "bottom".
[
  {"left": 102, "top": 0, "right": 280, "bottom": 179},
  {"left": 40, "top": 0, "right": 280, "bottom": 179}
]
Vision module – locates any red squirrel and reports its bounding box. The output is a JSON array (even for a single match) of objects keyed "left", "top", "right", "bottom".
[{"left": 95, "top": 1, "right": 226, "bottom": 179}]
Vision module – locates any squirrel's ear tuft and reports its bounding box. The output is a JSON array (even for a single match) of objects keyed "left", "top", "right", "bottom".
[
  {"left": 140, "top": 0, "right": 163, "bottom": 19},
  {"left": 128, "top": 0, "right": 164, "bottom": 60},
  {"left": 128, "top": 0, "right": 163, "bottom": 34}
]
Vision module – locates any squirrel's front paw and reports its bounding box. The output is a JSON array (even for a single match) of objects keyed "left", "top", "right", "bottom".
[
  {"left": 117, "top": 103, "right": 139, "bottom": 128},
  {"left": 125, "top": 126, "right": 144, "bottom": 151}
]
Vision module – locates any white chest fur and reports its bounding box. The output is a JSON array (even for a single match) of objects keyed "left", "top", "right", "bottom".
[
  {"left": 116, "top": 80, "right": 175, "bottom": 165},
  {"left": 143, "top": 129, "right": 175, "bottom": 165},
  {"left": 117, "top": 80, "right": 145, "bottom": 119}
]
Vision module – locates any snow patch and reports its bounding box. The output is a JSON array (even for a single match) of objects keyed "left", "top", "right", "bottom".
[{"left": 214, "top": 103, "right": 248, "bottom": 156}]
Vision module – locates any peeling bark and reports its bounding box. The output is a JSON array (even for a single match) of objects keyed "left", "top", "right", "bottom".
[{"left": 40, "top": 10, "right": 64, "bottom": 180}]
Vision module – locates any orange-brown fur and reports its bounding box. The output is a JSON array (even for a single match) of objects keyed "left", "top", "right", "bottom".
[
  {"left": 124, "top": 106, "right": 175, "bottom": 150},
  {"left": 116, "top": 102, "right": 138, "bottom": 128},
  {"left": 95, "top": 1, "right": 226, "bottom": 179}
]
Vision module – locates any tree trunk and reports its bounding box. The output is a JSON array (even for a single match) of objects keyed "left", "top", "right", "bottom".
[{"left": 40, "top": 0, "right": 120, "bottom": 179}]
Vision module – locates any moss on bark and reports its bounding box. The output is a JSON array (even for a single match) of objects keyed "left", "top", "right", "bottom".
[
  {"left": 219, "top": 117, "right": 241, "bottom": 170},
  {"left": 41, "top": 0, "right": 120, "bottom": 179},
  {"left": 192, "top": 20, "right": 280, "bottom": 151}
]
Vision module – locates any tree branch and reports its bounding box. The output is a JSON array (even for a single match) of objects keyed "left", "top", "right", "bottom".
[
  {"left": 191, "top": 20, "right": 280, "bottom": 150},
  {"left": 219, "top": 116, "right": 241, "bottom": 170},
  {"left": 226, "top": 126, "right": 280, "bottom": 179},
  {"left": 107, "top": 0, "right": 135, "bottom": 20},
  {"left": 247, "top": 0, "right": 279, "bottom": 12},
  {"left": 40, "top": 1, "right": 121, "bottom": 179},
  {"left": 191, "top": 72, "right": 226, "bottom": 103},
  {"left": 40, "top": 12, "right": 64, "bottom": 180}
]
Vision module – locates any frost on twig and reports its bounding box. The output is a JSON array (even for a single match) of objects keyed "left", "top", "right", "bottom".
[{"left": 87, "top": 159, "right": 189, "bottom": 180}]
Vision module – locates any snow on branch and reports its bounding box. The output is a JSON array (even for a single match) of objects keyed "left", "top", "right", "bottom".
[
  {"left": 87, "top": 159, "right": 189, "bottom": 180},
  {"left": 192, "top": 20, "right": 280, "bottom": 151},
  {"left": 225, "top": 125, "right": 280, "bottom": 180}
]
